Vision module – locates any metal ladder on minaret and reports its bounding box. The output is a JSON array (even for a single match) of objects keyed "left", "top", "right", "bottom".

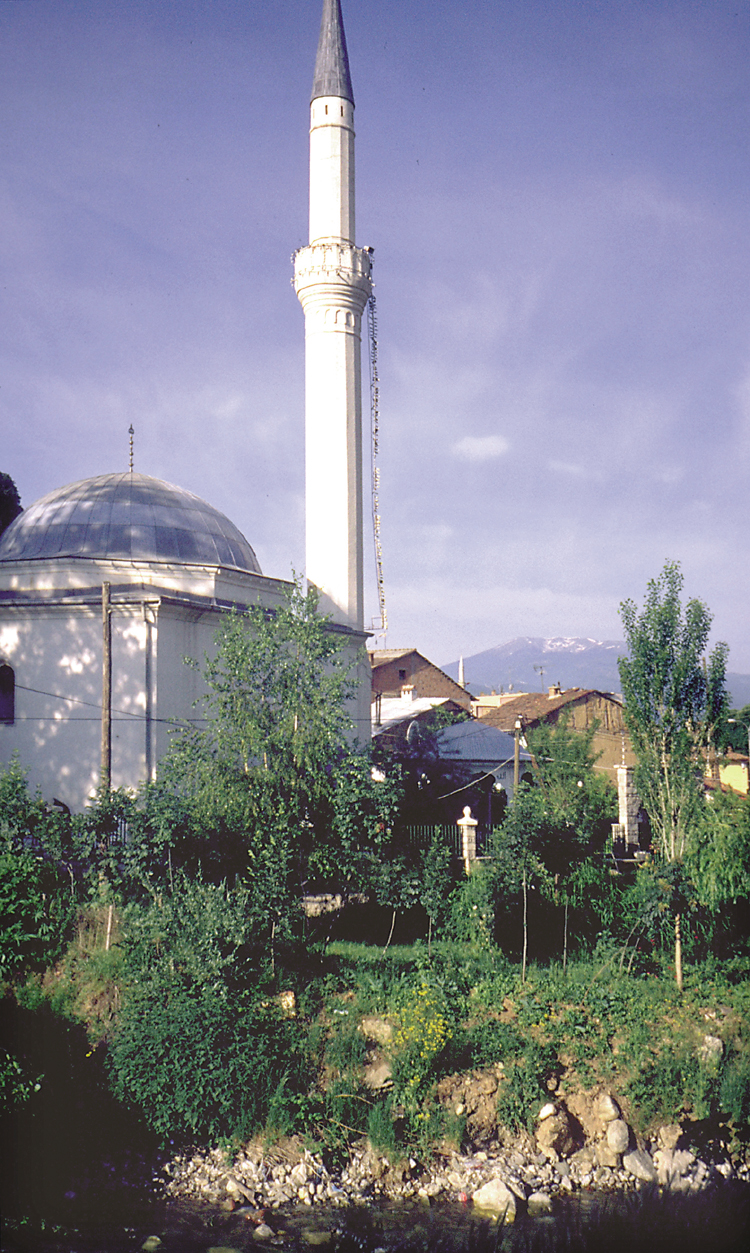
[{"left": 367, "top": 290, "right": 387, "bottom": 635}]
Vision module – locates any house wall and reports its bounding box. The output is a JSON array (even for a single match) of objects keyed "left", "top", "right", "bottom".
[
  {"left": 371, "top": 652, "right": 472, "bottom": 711},
  {"left": 718, "top": 760, "right": 749, "bottom": 796}
]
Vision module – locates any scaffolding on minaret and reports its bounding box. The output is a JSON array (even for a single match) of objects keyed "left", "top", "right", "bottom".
[{"left": 367, "top": 289, "right": 387, "bottom": 636}]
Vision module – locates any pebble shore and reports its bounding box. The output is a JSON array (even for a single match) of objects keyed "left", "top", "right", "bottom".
[{"left": 158, "top": 1113, "right": 749, "bottom": 1226}]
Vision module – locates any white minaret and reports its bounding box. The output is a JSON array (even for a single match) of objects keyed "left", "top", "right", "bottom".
[{"left": 294, "top": 0, "right": 372, "bottom": 629}]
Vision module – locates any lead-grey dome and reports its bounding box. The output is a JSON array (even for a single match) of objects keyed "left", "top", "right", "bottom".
[{"left": 0, "top": 472, "right": 262, "bottom": 573}]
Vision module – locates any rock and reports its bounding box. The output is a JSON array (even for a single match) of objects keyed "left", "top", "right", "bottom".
[
  {"left": 539, "top": 1102, "right": 556, "bottom": 1121},
  {"left": 472, "top": 1177, "right": 517, "bottom": 1221},
  {"left": 596, "top": 1142, "right": 621, "bottom": 1170},
  {"left": 698, "top": 1035, "right": 723, "bottom": 1065},
  {"left": 527, "top": 1191, "right": 553, "bottom": 1214},
  {"left": 141, "top": 1240, "right": 162, "bottom": 1253},
  {"left": 253, "top": 1223, "right": 275, "bottom": 1241},
  {"left": 595, "top": 1093, "right": 620, "bottom": 1123},
  {"left": 606, "top": 1119, "right": 630, "bottom": 1155},
  {"left": 657, "top": 1123, "right": 682, "bottom": 1151},
  {"left": 207, "top": 1248, "right": 243, "bottom": 1253},
  {"left": 360, "top": 1016, "right": 393, "bottom": 1045},
  {"left": 623, "top": 1149, "right": 657, "bottom": 1182},
  {"left": 363, "top": 1060, "right": 392, "bottom": 1090},
  {"left": 302, "top": 1233, "right": 333, "bottom": 1246},
  {"left": 570, "top": 1145, "right": 596, "bottom": 1174},
  {"left": 536, "top": 1108, "right": 575, "bottom": 1160}
]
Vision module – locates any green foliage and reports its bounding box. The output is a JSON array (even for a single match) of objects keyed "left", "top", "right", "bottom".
[
  {"left": 0, "top": 847, "right": 73, "bottom": 977},
  {"left": 106, "top": 870, "right": 313, "bottom": 1141},
  {"left": 496, "top": 1042, "right": 557, "bottom": 1133},
  {"left": 154, "top": 580, "right": 401, "bottom": 949},
  {"left": 108, "top": 983, "right": 308, "bottom": 1142},
  {"left": 0, "top": 1046, "right": 41, "bottom": 1112},
  {"left": 619, "top": 561, "right": 728, "bottom": 867},
  {"left": 367, "top": 1097, "right": 398, "bottom": 1156},
  {"left": 720, "top": 704, "right": 750, "bottom": 754},
  {"left": 450, "top": 863, "right": 496, "bottom": 945},
  {"left": 391, "top": 981, "right": 453, "bottom": 1109},
  {"left": 692, "top": 791, "right": 750, "bottom": 912},
  {"left": 0, "top": 471, "right": 22, "bottom": 537}
]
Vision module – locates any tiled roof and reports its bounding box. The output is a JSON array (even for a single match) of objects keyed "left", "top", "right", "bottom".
[{"left": 478, "top": 688, "right": 621, "bottom": 731}]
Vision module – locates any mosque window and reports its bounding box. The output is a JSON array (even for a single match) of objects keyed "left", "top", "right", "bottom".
[{"left": 0, "top": 663, "right": 14, "bottom": 725}]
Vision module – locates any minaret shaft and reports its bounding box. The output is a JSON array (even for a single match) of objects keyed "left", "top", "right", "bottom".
[
  {"left": 309, "top": 97, "right": 355, "bottom": 243},
  {"left": 294, "top": 3, "right": 371, "bottom": 629}
]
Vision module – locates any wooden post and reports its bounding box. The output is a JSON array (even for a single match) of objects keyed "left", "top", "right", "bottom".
[{"left": 101, "top": 582, "right": 111, "bottom": 790}]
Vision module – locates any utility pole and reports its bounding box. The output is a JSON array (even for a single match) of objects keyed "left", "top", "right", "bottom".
[{"left": 101, "top": 582, "right": 111, "bottom": 790}]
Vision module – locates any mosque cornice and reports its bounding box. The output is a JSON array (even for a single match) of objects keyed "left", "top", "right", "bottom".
[{"left": 0, "top": 580, "right": 289, "bottom": 617}]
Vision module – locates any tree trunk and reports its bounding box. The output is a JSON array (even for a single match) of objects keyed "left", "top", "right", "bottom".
[
  {"left": 674, "top": 912, "right": 683, "bottom": 991},
  {"left": 383, "top": 908, "right": 397, "bottom": 956},
  {"left": 563, "top": 897, "right": 569, "bottom": 974}
]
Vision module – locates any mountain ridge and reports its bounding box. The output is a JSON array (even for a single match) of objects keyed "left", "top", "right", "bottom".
[{"left": 442, "top": 636, "right": 750, "bottom": 708}]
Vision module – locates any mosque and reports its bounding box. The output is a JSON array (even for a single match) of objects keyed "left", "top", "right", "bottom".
[{"left": 0, "top": 0, "right": 372, "bottom": 811}]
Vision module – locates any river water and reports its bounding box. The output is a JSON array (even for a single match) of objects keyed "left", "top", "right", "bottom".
[{"left": 4, "top": 1183, "right": 750, "bottom": 1253}]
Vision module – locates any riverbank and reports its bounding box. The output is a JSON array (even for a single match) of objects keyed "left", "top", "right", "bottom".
[{"left": 160, "top": 1101, "right": 749, "bottom": 1222}]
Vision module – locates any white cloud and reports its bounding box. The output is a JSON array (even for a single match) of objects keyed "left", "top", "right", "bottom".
[
  {"left": 452, "top": 434, "right": 510, "bottom": 462},
  {"left": 548, "top": 459, "right": 588, "bottom": 478}
]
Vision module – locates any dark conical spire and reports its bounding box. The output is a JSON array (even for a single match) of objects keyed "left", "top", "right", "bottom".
[{"left": 311, "top": 0, "right": 354, "bottom": 104}]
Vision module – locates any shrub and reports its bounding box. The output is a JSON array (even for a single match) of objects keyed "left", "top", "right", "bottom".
[
  {"left": 108, "top": 983, "right": 310, "bottom": 1143},
  {"left": 391, "top": 982, "right": 453, "bottom": 1108},
  {"left": 0, "top": 849, "right": 73, "bottom": 977}
]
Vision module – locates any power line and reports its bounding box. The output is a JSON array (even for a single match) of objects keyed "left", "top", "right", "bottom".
[{"left": 15, "top": 683, "right": 204, "bottom": 726}]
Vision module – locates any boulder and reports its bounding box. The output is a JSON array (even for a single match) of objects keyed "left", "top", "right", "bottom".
[
  {"left": 595, "top": 1093, "right": 620, "bottom": 1123},
  {"left": 536, "top": 1108, "right": 575, "bottom": 1160},
  {"left": 623, "top": 1149, "right": 657, "bottom": 1182},
  {"left": 472, "top": 1177, "right": 517, "bottom": 1221},
  {"left": 654, "top": 1147, "right": 696, "bottom": 1190},
  {"left": 606, "top": 1119, "right": 630, "bottom": 1155},
  {"left": 527, "top": 1191, "right": 553, "bottom": 1214},
  {"left": 595, "top": 1142, "right": 621, "bottom": 1170}
]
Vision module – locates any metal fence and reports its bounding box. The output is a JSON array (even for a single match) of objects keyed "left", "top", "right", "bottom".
[{"left": 401, "top": 823, "right": 494, "bottom": 857}]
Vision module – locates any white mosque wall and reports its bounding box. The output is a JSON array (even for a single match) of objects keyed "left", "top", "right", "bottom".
[{"left": 0, "top": 584, "right": 371, "bottom": 812}]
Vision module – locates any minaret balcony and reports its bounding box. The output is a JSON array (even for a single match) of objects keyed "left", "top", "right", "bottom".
[{"left": 294, "top": 242, "right": 372, "bottom": 316}]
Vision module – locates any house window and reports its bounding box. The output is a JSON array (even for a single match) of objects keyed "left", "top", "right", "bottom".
[
  {"left": 0, "top": 663, "right": 14, "bottom": 725},
  {"left": 398, "top": 669, "right": 407, "bottom": 682}
]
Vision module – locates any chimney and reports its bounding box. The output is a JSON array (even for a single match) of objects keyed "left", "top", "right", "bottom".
[
  {"left": 401, "top": 684, "right": 415, "bottom": 701},
  {"left": 549, "top": 683, "right": 563, "bottom": 698}
]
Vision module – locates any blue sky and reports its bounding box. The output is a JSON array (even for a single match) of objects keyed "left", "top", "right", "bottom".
[{"left": 2, "top": 0, "right": 748, "bottom": 670}]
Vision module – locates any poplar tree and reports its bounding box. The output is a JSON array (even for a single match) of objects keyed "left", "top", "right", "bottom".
[{"left": 618, "top": 561, "right": 728, "bottom": 988}]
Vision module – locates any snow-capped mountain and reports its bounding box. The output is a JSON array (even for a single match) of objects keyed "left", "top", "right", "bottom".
[{"left": 443, "top": 637, "right": 750, "bottom": 707}]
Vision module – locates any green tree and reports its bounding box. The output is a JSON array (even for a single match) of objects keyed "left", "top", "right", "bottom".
[
  {"left": 160, "top": 580, "right": 368, "bottom": 965},
  {"left": 0, "top": 472, "right": 22, "bottom": 538},
  {"left": 720, "top": 704, "right": 750, "bottom": 755},
  {"left": 693, "top": 790, "right": 750, "bottom": 915},
  {"left": 618, "top": 560, "right": 728, "bottom": 988},
  {"left": 495, "top": 717, "right": 616, "bottom": 974}
]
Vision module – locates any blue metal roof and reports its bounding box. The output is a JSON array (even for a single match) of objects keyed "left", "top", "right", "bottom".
[{"left": 0, "top": 472, "right": 262, "bottom": 573}]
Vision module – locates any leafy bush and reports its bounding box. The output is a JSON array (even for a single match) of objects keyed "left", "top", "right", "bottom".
[
  {"left": 496, "top": 1042, "right": 557, "bottom": 1133},
  {"left": 391, "top": 981, "right": 453, "bottom": 1108},
  {"left": 108, "top": 983, "right": 310, "bottom": 1142},
  {"left": 0, "top": 849, "right": 73, "bottom": 977}
]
